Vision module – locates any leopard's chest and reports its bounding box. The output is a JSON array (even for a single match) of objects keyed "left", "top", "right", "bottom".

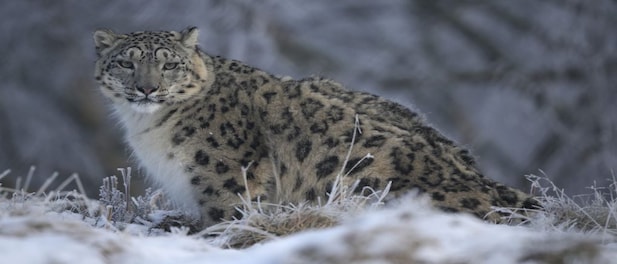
[{"left": 121, "top": 111, "right": 200, "bottom": 215}]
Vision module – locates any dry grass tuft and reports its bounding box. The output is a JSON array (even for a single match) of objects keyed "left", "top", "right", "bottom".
[
  {"left": 202, "top": 172, "right": 391, "bottom": 248},
  {"left": 492, "top": 172, "right": 617, "bottom": 243},
  {"left": 530, "top": 173, "right": 617, "bottom": 241}
]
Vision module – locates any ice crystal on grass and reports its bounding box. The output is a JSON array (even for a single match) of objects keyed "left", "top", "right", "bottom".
[
  {"left": 0, "top": 167, "right": 96, "bottom": 219},
  {"left": 96, "top": 167, "right": 199, "bottom": 233},
  {"left": 132, "top": 188, "right": 166, "bottom": 221},
  {"left": 520, "top": 173, "right": 617, "bottom": 243},
  {"left": 99, "top": 175, "right": 128, "bottom": 222}
]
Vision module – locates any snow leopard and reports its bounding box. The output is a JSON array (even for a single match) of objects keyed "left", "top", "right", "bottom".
[{"left": 93, "top": 27, "right": 538, "bottom": 227}]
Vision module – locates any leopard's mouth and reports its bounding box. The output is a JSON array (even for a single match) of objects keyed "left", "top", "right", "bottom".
[{"left": 126, "top": 96, "right": 165, "bottom": 104}]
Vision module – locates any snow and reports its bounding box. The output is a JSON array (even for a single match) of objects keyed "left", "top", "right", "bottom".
[{"left": 1, "top": 194, "right": 615, "bottom": 264}]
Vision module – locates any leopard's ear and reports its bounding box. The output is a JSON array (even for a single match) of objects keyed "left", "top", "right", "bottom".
[
  {"left": 179, "top": 26, "right": 199, "bottom": 48},
  {"left": 94, "top": 29, "right": 121, "bottom": 56}
]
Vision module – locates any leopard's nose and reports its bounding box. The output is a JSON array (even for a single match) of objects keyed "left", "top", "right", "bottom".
[{"left": 137, "top": 86, "right": 158, "bottom": 95}]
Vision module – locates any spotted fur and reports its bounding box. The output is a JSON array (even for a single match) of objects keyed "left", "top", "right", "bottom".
[{"left": 94, "top": 27, "right": 538, "bottom": 227}]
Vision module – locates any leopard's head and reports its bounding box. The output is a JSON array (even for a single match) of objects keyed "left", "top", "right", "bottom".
[{"left": 93, "top": 27, "right": 209, "bottom": 113}]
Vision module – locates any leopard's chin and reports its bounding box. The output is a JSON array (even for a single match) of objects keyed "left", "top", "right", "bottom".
[{"left": 130, "top": 101, "right": 162, "bottom": 113}]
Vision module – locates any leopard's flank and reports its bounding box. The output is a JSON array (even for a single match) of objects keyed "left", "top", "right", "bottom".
[{"left": 94, "top": 27, "right": 537, "bottom": 227}]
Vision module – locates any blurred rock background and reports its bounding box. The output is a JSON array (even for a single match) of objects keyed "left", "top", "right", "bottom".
[{"left": 0, "top": 0, "right": 615, "bottom": 196}]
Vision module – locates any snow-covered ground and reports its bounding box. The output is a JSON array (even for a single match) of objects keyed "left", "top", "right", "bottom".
[{"left": 1, "top": 175, "right": 616, "bottom": 264}]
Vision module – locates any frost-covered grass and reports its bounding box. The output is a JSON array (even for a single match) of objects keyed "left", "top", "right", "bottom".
[
  {"left": 1, "top": 167, "right": 617, "bottom": 264},
  {"left": 525, "top": 173, "right": 617, "bottom": 241}
]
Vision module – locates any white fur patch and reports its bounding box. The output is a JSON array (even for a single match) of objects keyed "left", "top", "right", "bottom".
[
  {"left": 130, "top": 103, "right": 162, "bottom": 113},
  {"left": 115, "top": 105, "right": 200, "bottom": 217}
]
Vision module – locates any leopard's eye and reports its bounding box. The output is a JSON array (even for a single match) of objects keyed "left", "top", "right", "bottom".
[
  {"left": 163, "top": 62, "right": 179, "bottom": 70},
  {"left": 117, "top": 60, "right": 134, "bottom": 69}
]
